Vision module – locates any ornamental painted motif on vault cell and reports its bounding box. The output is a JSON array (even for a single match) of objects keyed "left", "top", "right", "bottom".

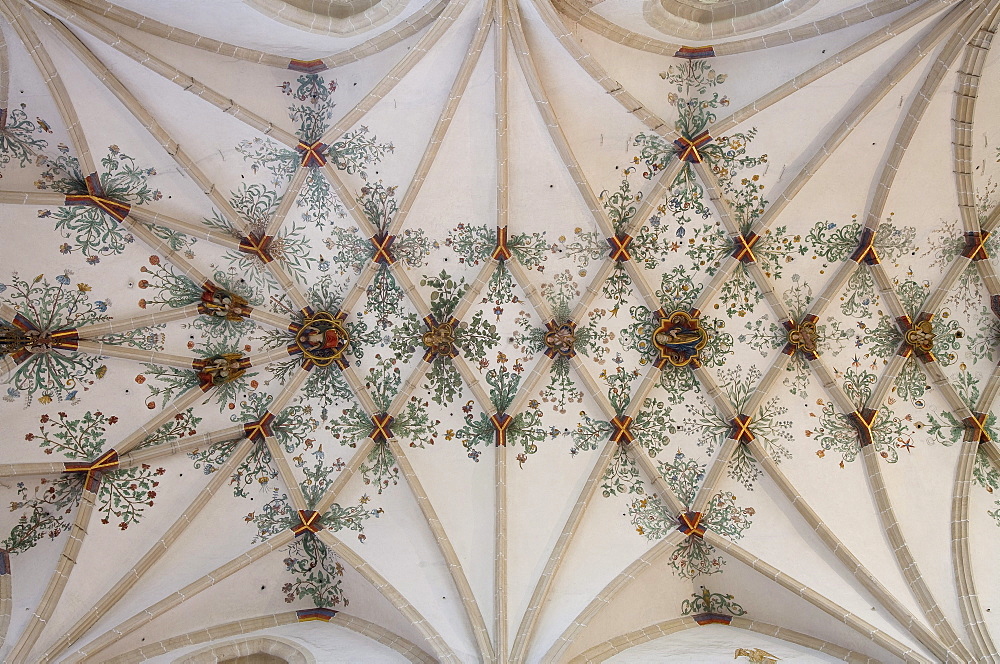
[{"left": 3, "top": 7, "right": 1000, "bottom": 658}]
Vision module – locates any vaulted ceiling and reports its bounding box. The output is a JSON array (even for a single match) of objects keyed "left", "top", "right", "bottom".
[{"left": 1, "top": 0, "right": 999, "bottom": 661}]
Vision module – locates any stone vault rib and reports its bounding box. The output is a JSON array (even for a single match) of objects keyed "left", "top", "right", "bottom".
[
  {"left": 64, "top": 0, "right": 451, "bottom": 71},
  {"left": 571, "top": 616, "right": 882, "bottom": 663},
  {"left": 316, "top": 529, "right": 462, "bottom": 663},
  {"left": 1, "top": 0, "right": 95, "bottom": 172},
  {"left": 952, "top": 5, "right": 999, "bottom": 232},
  {"left": 747, "top": 0, "right": 980, "bottom": 238},
  {"left": 102, "top": 609, "right": 436, "bottom": 664},
  {"left": 552, "top": 0, "right": 938, "bottom": 58},
  {"left": 388, "top": 0, "right": 495, "bottom": 235},
  {"left": 33, "top": 6, "right": 265, "bottom": 238},
  {"left": 30, "top": 0, "right": 299, "bottom": 146},
  {"left": 318, "top": 0, "right": 473, "bottom": 145},
  {"left": 38, "top": 437, "right": 257, "bottom": 662},
  {"left": 64, "top": 531, "right": 299, "bottom": 663}
]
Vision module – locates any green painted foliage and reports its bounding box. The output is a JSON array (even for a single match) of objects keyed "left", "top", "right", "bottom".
[
  {"left": 27, "top": 409, "right": 116, "bottom": 458},
  {"left": 1, "top": 272, "right": 111, "bottom": 403},
  {"left": 3, "top": 476, "right": 81, "bottom": 554},
  {"left": 0, "top": 105, "right": 50, "bottom": 168},
  {"left": 37, "top": 146, "right": 164, "bottom": 262},
  {"left": 629, "top": 451, "right": 754, "bottom": 578}
]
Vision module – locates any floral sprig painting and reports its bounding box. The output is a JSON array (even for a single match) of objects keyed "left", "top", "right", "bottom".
[
  {"left": 634, "top": 60, "right": 766, "bottom": 230},
  {"left": 238, "top": 73, "right": 394, "bottom": 230},
  {"left": 4, "top": 410, "right": 166, "bottom": 554},
  {"left": 1, "top": 272, "right": 111, "bottom": 404},
  {"left": 456, "top": 352, "right": 548, "bottom": 464},
  {"left": 684, "top": 365, "right": 793, "bottom": 489},
  {"left": 35, "top": 145, "right": 165, "bottom": 262},
  {"left": 809, "top": 367, "right": 910, "bottom": 464},
  {"left": 0, "top": 104, "right": 51, "bottom": 169},
  {"left": 628, "top": 451, "right": 754, "bottom": 578}
]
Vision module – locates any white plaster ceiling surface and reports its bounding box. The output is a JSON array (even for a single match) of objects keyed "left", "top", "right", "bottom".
[{"left": 0, "top": 0, "right": 999, "bottom": 662}]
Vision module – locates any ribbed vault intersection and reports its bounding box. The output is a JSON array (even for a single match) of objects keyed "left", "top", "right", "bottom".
[{"left": 1, "top": 0, "right": 1000, "bottom": 662}]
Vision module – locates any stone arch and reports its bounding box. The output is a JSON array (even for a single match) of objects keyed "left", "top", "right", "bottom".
[{"left": 175, "top": 635, "right": 315, "bottom": 664}]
